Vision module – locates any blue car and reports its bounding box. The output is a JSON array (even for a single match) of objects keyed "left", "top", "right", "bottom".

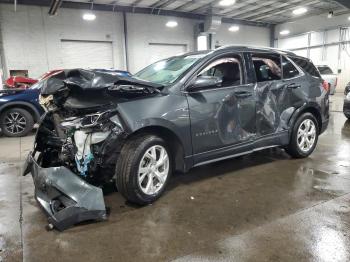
[
  {"left": 0, "top": 85, "right": 43, "bottom": 137},
  {"left": 0, "top": 69, "right": 131, "bottom": 137}
]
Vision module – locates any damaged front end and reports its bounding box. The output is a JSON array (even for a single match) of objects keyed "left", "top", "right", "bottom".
[{"left": 23, "top": 69, "right": 161, "bottom": 230}]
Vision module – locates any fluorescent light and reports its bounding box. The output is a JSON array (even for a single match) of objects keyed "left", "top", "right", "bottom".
[
  {"left": 348, "top": 16, "right": 350, "bottom": 20},
  {"left": 166, "top": 21, "right": 178, "bottom": 28},
  {"left": 83, "top": 13, "right": 96, "bottom": 21},
  {"left": 219, "top": 0, "right": 236, "bottom": 7},
  {"left": 280, "top": 30, "right": 290, "bottom": 35},
  {"left": 228, "top": 25, "right": 240, "bottom": 32},
  {"left": 293, "top": 7, "right": 307, "bottom": 15}
]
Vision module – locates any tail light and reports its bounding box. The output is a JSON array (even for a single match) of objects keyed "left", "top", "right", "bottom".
[{"left": 322, "top": 80, "right": 329, "bottom": 92}]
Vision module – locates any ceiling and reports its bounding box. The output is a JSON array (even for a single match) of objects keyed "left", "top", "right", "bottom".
[
  {"left": 65, "top": 0, "right": 349, "bottom": 24},
  {"left": 2, "top": 0, "right": 350, "bottom": 25}
]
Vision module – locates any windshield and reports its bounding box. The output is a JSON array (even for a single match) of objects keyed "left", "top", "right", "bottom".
[
  {"left": 317, "top": 66, "right": 333, "bottom": 75},
  {"left": 134, "top": 54, "right": 206, "bottom": 85}
]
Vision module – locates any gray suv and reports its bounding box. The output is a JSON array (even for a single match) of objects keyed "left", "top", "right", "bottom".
[{"left": 23, "top": 46, "right": 329, "bottom": 230}]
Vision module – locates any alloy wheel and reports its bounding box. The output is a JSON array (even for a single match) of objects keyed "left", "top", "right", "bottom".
[
  {"left": 297, "top": 119, "right": 316, "bottom": 152},
  {"left": 4, "top": 112, "right": 27, "bottom": 135},
  {"left": 138, "top": 145, "right": 169, "bottom": 195}
]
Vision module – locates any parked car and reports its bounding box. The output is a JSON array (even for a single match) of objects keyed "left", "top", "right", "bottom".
[
  {"left": 23, "top": 46, "right": 329, "bottom": 230},
  {"left": 0, "top": 69, "right": 130, "bottom": 137},
  {"left": 5, "top": 75, "right": 38, "bottom": 89},
  {"left": 0, "top": 81, "right": 45, "bottom": 137},
  {"left": 316, "top": 65, "right": 337, "bottom": 95},
  {"left": 344, "top": 82, "right": 350, "bottom": 119}
]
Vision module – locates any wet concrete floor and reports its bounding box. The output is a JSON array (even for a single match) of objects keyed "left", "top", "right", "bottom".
[{"left": 1, "top": 94, "right": 350, "bottom": 262}]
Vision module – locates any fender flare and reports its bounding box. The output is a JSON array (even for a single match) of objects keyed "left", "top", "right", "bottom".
[
  {"left": 0, "top": 101, "right": 41, "bottom": 122},
  {"left": 288, "top": 102, "right": 322, "bottom": 135}
]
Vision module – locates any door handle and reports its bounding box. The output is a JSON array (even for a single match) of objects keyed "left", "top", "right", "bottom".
[
  {"left": 234, "top": 91, "right": 252, "bottom": 98},
  {"left": 286, "top": 83, "right": 301, "bottom": 89}
]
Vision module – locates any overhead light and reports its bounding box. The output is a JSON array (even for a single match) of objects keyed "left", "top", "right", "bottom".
[
  {"left": 166, "top": 21, "right": 178, "bottom": 28},
  {"left": 280, "top": 30, "right": 290, "bottom": 35},
  {"left": 219, "top": 0, "right": 236, "bottom": 7},
  {"left": 228, "top": 25, "right": 240, "bottom": 32},
  {"left": 293, "top": 7, "right": 307, "bottom": 15},
  {"left": 83, "top": 13, "right": 96, "bottom": 21},
  {"left": 348, "top": 16, "right": 350, "bottom": 21}
]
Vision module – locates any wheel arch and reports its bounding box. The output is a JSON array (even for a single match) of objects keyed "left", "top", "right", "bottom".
[
  {"left": 126, "top": 125, "right": 187, "bottom": 173},
  {"left": 0, "top": 102, "right": 41, "bottom": 122},
  {"left": 289, "top": 104, "right": 322, "bottom": 134}
]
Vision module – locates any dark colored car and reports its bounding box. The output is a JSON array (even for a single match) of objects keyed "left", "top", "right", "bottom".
[
  {"left": 23, "top": 46, "right": 329, "bottom": 230},
  {"left": 344, "top": 82, "right": 350, "bottom": 119}
]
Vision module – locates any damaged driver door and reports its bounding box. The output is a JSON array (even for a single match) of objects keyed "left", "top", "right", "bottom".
[{"left": 185, "top": 54, "right": 256, "bottom": 164}]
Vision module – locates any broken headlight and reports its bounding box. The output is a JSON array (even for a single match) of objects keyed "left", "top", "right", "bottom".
[{"left": 81, "top": 112, "right": 108, "bottom": 128}]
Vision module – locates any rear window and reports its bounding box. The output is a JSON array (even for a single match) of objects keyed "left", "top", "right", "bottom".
[
  {"left": 290, "top": 57, "right": 321, "bottom": 78},
  {"left": 282, "top": 56, "right": 299, "bottom": 79},
  {"left": 317, "top": 66, "right": 333, "bottom": 75}
]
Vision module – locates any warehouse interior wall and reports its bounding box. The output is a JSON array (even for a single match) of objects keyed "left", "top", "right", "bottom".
[
  {"left": 214, "top": 23, "right": 270, "bottom": 48},
  {"left": 0, "top": 3, "right": 271, "bottom": 79},
  {"left": 276, "top": 13, "right": 350, "bottom": 92}
]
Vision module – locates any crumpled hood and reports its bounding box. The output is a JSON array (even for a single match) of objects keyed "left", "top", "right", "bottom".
[{"left": 40, "top": 69, "right": 163, "bottom": 95}]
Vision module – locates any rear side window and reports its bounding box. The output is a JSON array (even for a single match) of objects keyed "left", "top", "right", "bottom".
[
  {"left": 252, "top": 53, "right": 281, "bottom": 82},
  {"left": 282, "top": 56, "right": 299, "bottom": 79},
  {"left": 291, "top": 57, "right": 321, "bottom": 78},
  {"left": 317, "top": 66, "right": 333, "bottom": 75}
]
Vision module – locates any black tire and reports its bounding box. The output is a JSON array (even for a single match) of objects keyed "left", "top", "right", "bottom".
[
  {"left": 285, "top": 113, "right": 319, "bottom": 158},
  {"left": 116, "top": 134, "right": 172, "bottom": 205},
  {"left": 0, "top": 108, "right": 34, "bottom": 137}
]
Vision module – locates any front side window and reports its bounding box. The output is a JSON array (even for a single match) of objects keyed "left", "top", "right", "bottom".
[
  {"left": 252, "top": 53, "right": 281, "bottom": 82},
  {"left": 198, "top": 56, "right": 242, "bottom": 87},
  {"left": 282, "top": 56, "right": 299, "bottom": 79}
]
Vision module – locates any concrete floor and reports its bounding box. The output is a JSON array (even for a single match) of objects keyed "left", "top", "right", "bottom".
[{"left": 1, "top": 94, "right": 350, "bottom": 262}]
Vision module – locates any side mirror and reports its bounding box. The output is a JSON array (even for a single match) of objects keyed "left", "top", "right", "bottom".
[{"left": 187, "top": 76, "right": 222, "bottom": 92}]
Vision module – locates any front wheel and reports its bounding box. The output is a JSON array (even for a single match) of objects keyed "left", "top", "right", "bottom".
[
  {"left": 116, "top": 134, "right": 172, "bottom": 205},
  {"left": 0, "top": 108, "right": 34, "bottom": 137},
  {"left": 285, "top": 113, "right": 319, "bottom": 158}
]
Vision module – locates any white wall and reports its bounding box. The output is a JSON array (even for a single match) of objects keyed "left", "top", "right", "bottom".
[
  {"left": 126, "top": 13, "right": 198, "bottom": 73},
  {"left": 275, "top": 13, "right": 350, "bottom": 92},
  {"left": 0, "top": 4, "right": 125, "bottom": 78},
  {"left": 214, "top": 23, "right": 270, "bottom": 48}
]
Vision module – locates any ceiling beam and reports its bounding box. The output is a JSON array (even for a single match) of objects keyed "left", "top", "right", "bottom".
[
  {"left": 0, "top": 0, "right": 273, "bottom": 27},
  {"left": 243, "top": 0, "right": 320, "bottom": 21}
]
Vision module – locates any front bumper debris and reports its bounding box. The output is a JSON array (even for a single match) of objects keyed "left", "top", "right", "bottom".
[{"left": 23, "top": 152, "right": 107, "bottom": 231}]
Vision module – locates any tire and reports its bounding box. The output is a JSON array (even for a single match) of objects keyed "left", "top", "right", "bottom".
[
  {"left": 116, "top": 134, "right": 172, "bottom": 205},
  {"left": 285, "top": 113, "right": 319, "bottom": 158},
  {"left": 0, "top": 108, "right": 34, "bottom": 137},
  {"left": 345, "top": 113, "right": 350, "bottom": 119}
]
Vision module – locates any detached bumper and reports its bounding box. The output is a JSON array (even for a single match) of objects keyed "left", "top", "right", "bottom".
[{"left": 23, "top": 153, "right": 107, "bottom": 231}]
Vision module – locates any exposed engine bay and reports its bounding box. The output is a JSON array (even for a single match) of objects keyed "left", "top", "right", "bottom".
[{"left": 23, "top": 69, "right": 162, "bottom": 230}]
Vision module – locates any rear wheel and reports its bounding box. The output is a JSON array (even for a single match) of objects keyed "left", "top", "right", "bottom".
[
  {"left": 116, "top": 134, "right": 171, "bottom": 205},
  {"left": 0, "top": 108, "right": 34, "bottom": 137},
  {"left": 285, "top": 113, "right": 319, "bottom": 158}
]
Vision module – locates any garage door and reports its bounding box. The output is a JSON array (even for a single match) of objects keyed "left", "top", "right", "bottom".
[
  {"left": 60, "top": 40, "right": 114, "bottom": 69},
  {"left": 147, "top": 43, "right": 187, "bottom": 64}
]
